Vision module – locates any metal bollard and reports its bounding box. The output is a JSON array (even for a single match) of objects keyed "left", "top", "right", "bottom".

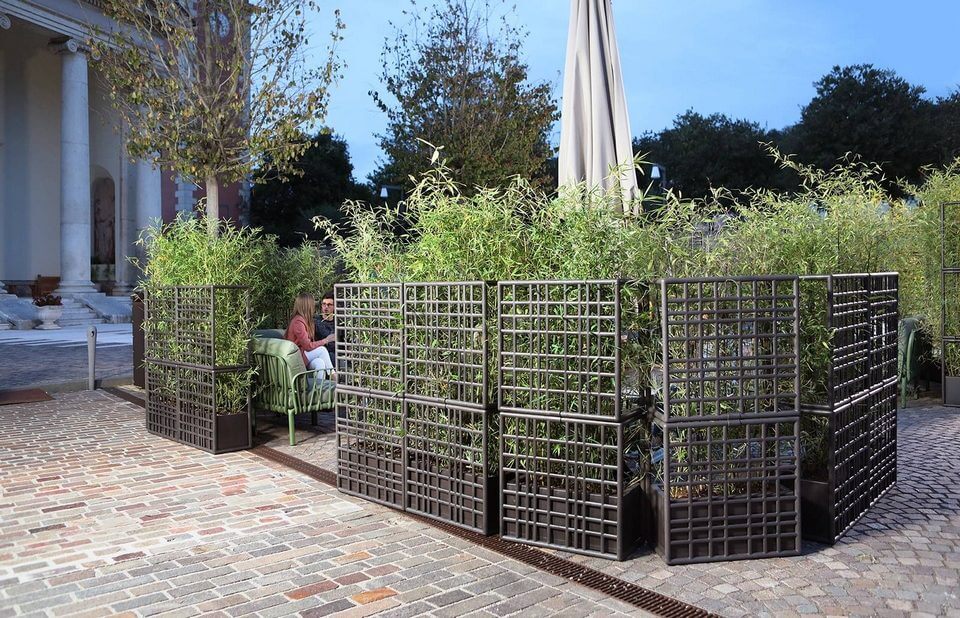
[{"left": 87, "top": 325, "right": 97, "bottom": 390}]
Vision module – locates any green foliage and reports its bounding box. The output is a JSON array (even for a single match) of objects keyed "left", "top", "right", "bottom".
[
  {"left": 251, "top": 132, "right": 373, "bottom": 247},
  {"left": 317, "top": 160, "right": 707, "bottom": 284},
  {"left": 138, "top": 216, "right": 339, "bottom": 413},
  {"left": 371, "top": 0, "right": 558, "bottom": 193},
  {"left": 633, "top": 110, "right": 794, "bottom": 199},
  {"left": 794, "top": 64, "right": 938, "bottom": 189},
  {"left": 89, "top": 0, "right": 344, "bottom": 227}
]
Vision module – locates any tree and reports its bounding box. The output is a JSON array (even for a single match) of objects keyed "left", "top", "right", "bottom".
[
  {"left": 251, "top": 132, "right": 372, "bottom": 246},
  {"left": 90, "top": 0, "right": 344, "bottom": 235},
  {"left": 633, "top": 111, "right": 790, "bottom": 199},
  {"left": 371, "top": 0, "right": 558, "bottom": 194},
  {"left": 794, "top": 64, "right": 938, "bottom": 185},
  {"left": 934, "top": 88, "right": 960, "bottom": 164}
]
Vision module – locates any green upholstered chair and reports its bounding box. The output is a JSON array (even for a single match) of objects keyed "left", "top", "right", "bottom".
[{"left": 251, "top": 335, "right": 335, "bottom": 446}]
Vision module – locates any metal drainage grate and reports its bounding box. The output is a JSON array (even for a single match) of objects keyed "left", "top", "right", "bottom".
[
  {"left": 104, "top": 388, "right": 713, "bottom": 618},
  {"left": 252, "top": 445, "right": 714, "bottom": 618}
]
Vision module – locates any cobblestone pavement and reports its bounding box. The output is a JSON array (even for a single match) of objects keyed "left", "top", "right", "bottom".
[
  {"left": 0, "top": 325, "right": 133, "bottom": 390},
  {"left": 255, "top": 399, "right": 960, "bottom": 617},
  {"left": 555, "top": 399, "right": 960, "bottom": 617},
  {"left": 0, "top": 391, "right": 643, "bottom": 617}
]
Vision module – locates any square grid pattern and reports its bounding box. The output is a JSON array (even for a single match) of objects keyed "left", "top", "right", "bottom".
[
  {"left": 868, "top": 379, "right": 898, "bottom": 504},
  {"left": 405, "top": 399, "right": 497, "bottom": 534},
  {"left": 335, "top": 284, "right": 404, "bottom": 395},
  {"left": 499, "top": 412, "right": 647, "bottom": 560},
  {"left": 869, "top": 273, "right": 899, "bottom": 387},
  {"left": 336, "top": 387, "right": 405, "bottom": 509},
  {"left": 657, "top": 277, "right": 799, "bottom": 423},
  {"left": 498, "top": 280, "right": 646, "bottom": 421},
  {"left": 404, "top": 282, "right": 493, "bottom": 407},
  {"left": 655, "top": 419, "right": 800, "bottom": 564}
]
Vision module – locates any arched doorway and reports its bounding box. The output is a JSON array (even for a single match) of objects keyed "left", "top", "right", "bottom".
[{"left": 91, "top": 173, "right": 115, "bottom": 290}]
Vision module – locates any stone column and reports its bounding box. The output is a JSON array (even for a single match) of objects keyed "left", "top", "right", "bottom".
[
  {"left": 114, "top": 158, "right": 160, "bottom": 294},
  {"left": 53, "top": 38, "right": 96, "bottom": 296},
  {"left": 0, "top": 14, "right": 8, "bottom": 295}
]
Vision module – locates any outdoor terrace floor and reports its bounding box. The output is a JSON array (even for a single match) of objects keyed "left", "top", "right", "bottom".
[{"left": 1, "top": 388, "right": 958, "bottom": 616}]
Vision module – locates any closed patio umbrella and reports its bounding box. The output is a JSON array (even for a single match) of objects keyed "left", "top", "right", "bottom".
[{"left": 558, "top": 0, "right": 638, "bottom": 213}]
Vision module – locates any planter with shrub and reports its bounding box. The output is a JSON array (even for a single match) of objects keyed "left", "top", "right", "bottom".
[
  {"left": 336, "top": 387, "right": 406, "bottom": 509},
  {"left": 33, "top": 294, "right": 63, "bottom": 330},
  {"left": 144, "top": 285, "right": 252, "bottom": 454}
]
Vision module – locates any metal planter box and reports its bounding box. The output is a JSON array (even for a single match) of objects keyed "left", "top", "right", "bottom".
[
  {"left": 336, "top": 387, "right": 405, "bottom": 509},
  {"left": 405, "top": 398, "right": 498, "bottom": 535},
  {"left": 498, "top": 280, "right": 652, "bottom": 421},
  {"left": 799, "top": 393, "right": 872, "bottom": 544},
  {"left": 499, "top": 412, "right": 649, "bottom": 560},
  {"left": 404, "top": 282, "right": 495, "bottom": 407},
  {"left": 654, "top": 276, "right": 800, "bottom": 424},
  {"left": 334, "top": 283, "right": 404, "bottom": 396},
  {"left": 651, "top": 418, "right": 801, "bottom": 565}
]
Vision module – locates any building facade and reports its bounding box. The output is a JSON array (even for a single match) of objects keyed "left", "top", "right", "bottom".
[{"left": 0, "top": 0, "right": 244, "bottom": 328}]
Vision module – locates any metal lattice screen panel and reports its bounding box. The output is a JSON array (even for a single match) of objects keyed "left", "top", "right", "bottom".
[
  {"left": 656, "top": 277, "right": 800, "bottom": 424},
  {"left": 869, "top": 273, "right": 899, "bottom": 388},
  {"left": 335, "top": 283, "right": 404, "bottom": 395},
  {"left": 405, "top": 399, "right": 498, "bottom": 535},
  {"left": 145, "top": 286, "right": 250, "bottom": 368},
  {"left": 498, "top": 280, "right": 651, "bottom": 421},
  {"left": 336, "top": 388, "right": 405, "bottom": 509},
  {"left": 145, "top": 361, "right": 177, "bottom": 440},
  {"left": 868, "top": 379, "right": 897, "bottom": 504},
  {"left": 942, "top": 203, "right": 960, "bottom": 406},
  {"left": 499, "top": 412, "right": 649, "bottom": 560},
  {"left": 652, "top": 418, "right": 801, "bottom": 565},
  {"left": 143, "top": 285, "right": 252, "bottom": 454},
  {"left": 404, "top": 282, "right": 494, "bottom": 407},
  {"left": 800, "top": 275, "right": 872, "bottom": 410}
]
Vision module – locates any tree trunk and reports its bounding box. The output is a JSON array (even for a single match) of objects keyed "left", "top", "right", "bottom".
[{"left": 205, "top": 175, "right": 220, "bottom": 237}]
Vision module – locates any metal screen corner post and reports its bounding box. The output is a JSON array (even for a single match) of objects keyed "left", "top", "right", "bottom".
[
  {"left": 651, "top": 276, "right": 802, "bottom": 565},
  {"left": 941, "top": 202, "right": 960, "bottom": 407}
]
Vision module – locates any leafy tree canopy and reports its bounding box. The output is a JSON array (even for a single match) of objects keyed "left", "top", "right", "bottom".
[
  {"left": 371, "top": 0, "right": 558, "bottom": 194},
  {"left": 794, "top": 64, "right": 938, "bottom": 185},
  {"left": 633, "top": 111, "right": 793, "bottom": 199},
  {"left": 90, "top": 0, "right": 343, "bottom": 234},
  {"left": 251, "top": 132, "right": 372, "bottom": 247}
]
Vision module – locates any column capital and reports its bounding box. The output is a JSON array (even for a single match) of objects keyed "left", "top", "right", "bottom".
[
  {"left": 0, "top": 14, "right": 11, "bottom": 30},
  {"left": 48, "top": 37, "right": 89, "bottom": 56}
]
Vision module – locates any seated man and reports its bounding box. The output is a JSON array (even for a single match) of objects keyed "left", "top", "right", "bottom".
[{"left": 314, "top": 291, "right": 337, "bottom": 368}]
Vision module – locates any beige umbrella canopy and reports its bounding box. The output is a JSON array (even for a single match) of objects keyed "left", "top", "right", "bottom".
[{"left": 558, "top": 0, "right": 638, "bottom": 213}]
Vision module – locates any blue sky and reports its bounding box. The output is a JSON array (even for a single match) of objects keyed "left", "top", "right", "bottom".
[{"left": 312, "top": 0, "right": 960, "bottom": 182}]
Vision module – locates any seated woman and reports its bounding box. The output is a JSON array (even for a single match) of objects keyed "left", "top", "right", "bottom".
[{"left": 284, "top": 293, "right": 333, "bottom": 373}]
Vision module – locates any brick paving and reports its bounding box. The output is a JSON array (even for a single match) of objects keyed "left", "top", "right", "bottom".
[
  {"left": 0, "top": 391, "right": 642, "bottom": 617},
  {"left": 0, "top": 325, "right": 133, "bottom": 389}
]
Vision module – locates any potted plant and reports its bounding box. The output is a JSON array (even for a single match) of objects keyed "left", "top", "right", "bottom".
[{"left": 33, "top": 294, "right": 63, "bottom": 329}]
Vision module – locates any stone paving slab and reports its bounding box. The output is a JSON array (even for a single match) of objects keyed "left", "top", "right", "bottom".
[
  {"left": 0, "top": 391, "right": 644, "bottom": 617},
  {"left": 0, "top": 325, "right": 133, "bottom": 389}
]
